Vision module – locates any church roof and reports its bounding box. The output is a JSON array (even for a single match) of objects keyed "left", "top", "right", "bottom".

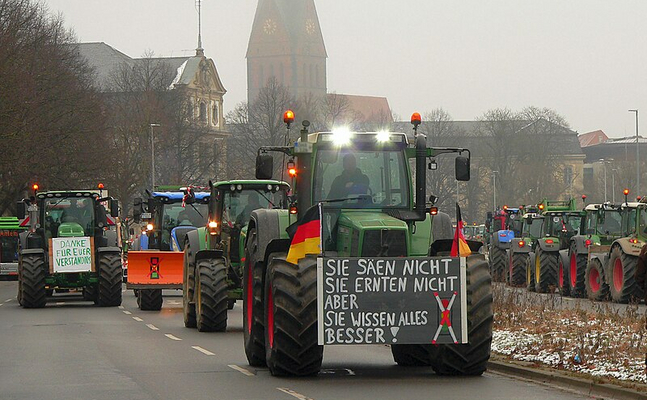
[
  {"left": 336, "top": 94, "right": 392, "bottom": 124},
  {"left": 72, "top": 42, "right": 134, "bottom": 89},
  {"left": 578, "top": 130, "right": 608, "bottom": 147}
]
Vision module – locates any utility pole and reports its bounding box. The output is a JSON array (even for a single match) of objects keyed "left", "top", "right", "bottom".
[
  {"left": 150, "top": 123, "right": 161, "bottom": 188},
  {"left": 492, "top": 171, "right": 499, "bottom": 212},
  {"left": 629, "top": 109, "right": 639, "bottom": 196}
]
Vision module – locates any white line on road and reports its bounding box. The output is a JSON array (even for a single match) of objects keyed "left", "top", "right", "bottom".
[
  {"left": 132, "top": 316, "right": 143, "bottom": 322},
  {"left": 277, "top": 388, "right": 314, "bottom": 400},
  {"left": 118, "top": 306, "right": 124, "bottom": 309},
  {"left": 191, "top": 346, "right": 215, "bottom": 356},
  {"left": 6, "top": 298, "right": 13, "bottom": 302},
  {"left": 164, "top": 334, "right": 182, "bottom": 341},
  {"left": 228, "top": 364, "right": 255, "bottom": 376},
  {"left": 0, "top": 303, "right": 3, "bottom": 307},
  {"left": 55, "top": 302, "right": 65, "bottom": 306},
  {"left": 146, "top": 324, "right": 159, "bottom": 331},
  {"left": 122, "top": 310, "right": 132, "bottom": 315}
]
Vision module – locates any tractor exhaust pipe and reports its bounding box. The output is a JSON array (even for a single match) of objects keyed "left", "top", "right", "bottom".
[{"left": 415, "top": 133, "right": 427, "bottom": 220}]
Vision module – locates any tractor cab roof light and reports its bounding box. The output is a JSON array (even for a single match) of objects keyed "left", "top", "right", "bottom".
[{"left": 330, "top": 127, "right": 352, "bottom": 146}]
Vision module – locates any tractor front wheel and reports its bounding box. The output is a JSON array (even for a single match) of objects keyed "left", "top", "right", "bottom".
[
  {"left": 534, "top": 247, "right": 558, "bottom": 293},
  {"left": 585, "top": 258, "right": 609, "bottom": 301},
  {"left": 509, "top": 253, "right": 527, "bottom": 287},
  {"left": 183, "top": 242, "right": 197, "bottom": 328},
  {"left": 243, "top": 229, "right": 271, "bottom": 366},
  {"left": 568, "top": 242, "right": 587, "bottom": 297},
  {"left": 428, "top": 256, "right": 493, "bottom": 376},
  {"left": 20, "top": 255, "right": 47, "bottom": 308},
  {"left": 391, "top": 345, "right": 433, "bottom": 366},
  {"left": 264, "top": 255, "right": 323, "bottom": 376},
  {"left": 488, "top": 245, "right": 505, "bottom": 282},
  {"left": 558, "top": 255, "right": 570, "bottom": 297},
  {"left": 608, "top": 246, "right": 640, "bottom": 303},
  {"left": 97, "top": 253, "right": 122, "bottom": 307},
  {"left": 526, "top": 254, "right": 536, "bottom": 292},
  {"left": 195, "top": 258, "right": 228, "bottom": 332},
  {"left": 138, "top": 289, "right": 163, "bottom": 310}
]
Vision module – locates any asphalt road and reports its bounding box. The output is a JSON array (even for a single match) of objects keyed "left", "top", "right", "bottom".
[{"left": 0, "top": 281, "right": 593, "bottom": 400}]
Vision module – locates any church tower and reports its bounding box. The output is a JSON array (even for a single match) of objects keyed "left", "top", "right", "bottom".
[{"left": 247, "top": 0, "right": 327, "bottom": 103}]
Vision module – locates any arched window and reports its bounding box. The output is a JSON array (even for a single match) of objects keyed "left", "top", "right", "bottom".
[
  {"left": 199, "top": 102, "right": 207, "bottom": 122},
  {"left": 212, "top": 101, "right": 219, "bottom": 127}
]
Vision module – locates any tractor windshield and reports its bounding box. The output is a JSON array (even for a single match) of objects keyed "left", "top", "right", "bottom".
[
  {"left": 223, "top": 189, "right": 285, "bottom": 229},
  {"left": 313, "top": 149, "right": 409, "bottom": 208},
  {"left": 522, "top": 218, "right": 543, "bottom": 238},
  {"left": 0, "top": 231, "right": 19, "bottom": 262},
  {"left": 596, "top": 210, "right": 623, "bottom": 236},
  {"left": 162, "top": 203, "right": 208, "bottom": 232},
  {"left": 639, "top": 208, "right": 647, "bottom": 237},
  {"left": 43, "top": 197, "right": 95, "bottom": 238}
]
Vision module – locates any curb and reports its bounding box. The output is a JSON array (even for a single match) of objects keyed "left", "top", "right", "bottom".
[{"left": 488, "top": 360, "right": 647, "bottom": 400}]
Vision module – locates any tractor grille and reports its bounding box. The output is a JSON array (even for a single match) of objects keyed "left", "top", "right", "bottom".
[{"left": 361, "top": 230, "right": 407, "bottom": 257}]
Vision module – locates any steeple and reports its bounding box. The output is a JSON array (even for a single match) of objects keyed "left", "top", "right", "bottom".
[
  {"left": 246, "top": 0, "right": 327, "bottom": 102},
  {"left": 196, "top": 0, "right": 204, "bottom": 56}
]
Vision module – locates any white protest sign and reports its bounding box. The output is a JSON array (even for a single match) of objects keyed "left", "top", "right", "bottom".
[{"left": 51, "top": 237, "right": 93, "bottom": 273}]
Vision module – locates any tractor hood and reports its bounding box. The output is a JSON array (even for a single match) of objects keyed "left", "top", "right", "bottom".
[{"left": 334, "top": 211, "right": 409, "bottom": 257}]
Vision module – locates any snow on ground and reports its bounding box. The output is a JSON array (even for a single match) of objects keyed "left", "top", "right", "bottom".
[{"left": 493, "top": 286, "right": 647, "bottom": 384}]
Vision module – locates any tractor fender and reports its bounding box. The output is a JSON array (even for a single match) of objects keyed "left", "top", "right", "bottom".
[
  {"left": 589, "top": 252, "right": 608, "bottom": 268},
  {"left": 20, "top": 248, "right": 46, "bottom": 256},
  {"left": 611, "top": 238, "right": 643, "bottom": 257},
  {"left": 570, "top": 235, "right": 590, "bottom": 254},
  {"left": 491, "top": 232, "right": 511, "bottom": 250},
  {"left": 558, "top": 249, "right": 570, "bottom": 269},
  {"left": 509, "top": 238, "right": 531, "bottom": 254},
  {"left": 246, "top": 209, "right": 290, "bottom": 270},
  {"left": 19, "top": 231, "right": 43, "bottom": 251},
  {"left": 536, "top": 238, "right": 560, "bottom": 252},
  {"left": 431, "top": 212, "right": 453, "bottom": 241},
  {"left": 97, "top": 247, "right": 121, "bottom": 254},
  {"left": 104, "top": 229, "right": 118, "bottom": 247}
]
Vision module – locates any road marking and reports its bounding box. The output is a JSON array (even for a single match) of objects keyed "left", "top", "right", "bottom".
[
  {"left": 228, "top": 364, "right": 255, "bottom": 376},
  {"left": 132, "top": 316, "right": 143, "bottom": 322},
  {"left": 118, "top": 306, "right": 124, "bottom": 309},
  {"left": 146, "top": 324, "right": 159, "bottom": 331},
  {"left": 191, "top": 346, "right": 215, "bottom": 356},
  {"left": 164, "top": 334, "right": 182, "bottom": 341},
  {"left": 277, "top": 388, "right": 313, "bottom": 400},
  {"left": 6, "top": 298, "right": 13, "bottom": 302},
  {"left": 0, "top": 303, "right": 3, "bottom": 307},
  {"left": 321, "top": 368, "right": 355, "bottom": 376},
  {"left": 123, "top": 310, "right": 132, "bottom": 315},
  {"left": 55, "top": 302, "right": 65, "bottom": 306}
]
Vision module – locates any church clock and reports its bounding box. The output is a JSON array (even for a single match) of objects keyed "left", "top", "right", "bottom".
[
  {"left": 263, "top": 18, "right": 277, "bottom": 35},
  {"left": 305, "top": 19, "right": 315, "bottom": 35}
]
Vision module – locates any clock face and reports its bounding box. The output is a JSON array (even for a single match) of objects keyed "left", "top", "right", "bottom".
[
  {"left": 305, "top": 19, "right": 315, "bottom": 35},
  {"left": 263, "top": 18, "right": 277, "bottom": 35}
]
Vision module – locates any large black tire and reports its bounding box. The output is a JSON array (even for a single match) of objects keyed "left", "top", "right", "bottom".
[
  {"left": 509, "top": 252, "right": 527, "bottom": 287},
  {"left": 138, "top": 289, "right": 163, "bottom": 310},
  {"left": 608, "top": 246, "right": 640, "bottom": 303},
  {"left": 585, "top": 258, "right": 609, "bottom": 301},
  {"left": 391, "top": 344, "right": 433, "bottom": 366},
  {"left": 428, "top": 256, "right": 493, "bottom": 376},
  {"left": 83, "top": 285, "right": 97, "bottom": 302},
  {"left": 557, "top": 255, "right": 570, "bottom": 297},
  {"left": 567, "top": 242, "right": 587, "bottom": 298},
  {"left": 97, "top": 253, "right": 122, "bottom": 307},
  {"left": 195, "top": 258, "right": 228, "bottom": 332},
  {"left": 488, "top": 245, "right": 505, "bottom": 282},
  {"left": 534, "top": 247, "right": 558, "bottom": 293},
  {"left": 526, "top": 254, "right": 536, "bottom": 292},
  {"left": 264, "top": 256, "right": 323, "bottom": 376},
  {"left": 243, "top": 228, "right": 269, "bottom": 366},
  {"left": 183, "top": 242, "right": 197, "bottom": 328},
  {"left": 20, "top": 255, "right": 47, "bottom": 308}
]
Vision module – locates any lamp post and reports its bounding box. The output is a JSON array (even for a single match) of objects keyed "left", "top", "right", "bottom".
[
  {"left": 492, "top": 170, "right": 499, "bottom": 212},
  {"left": 612, "top": 168, "right": 619, "bottom": 203},
  {"left": 598, "top": 159, "right": 613, "bottom": 202},
  {"left": 150, "top": 123, "right": 161, "bottom": 188},
  {"left": 629, "top": 109, "right": 639, "bottom": 196}
]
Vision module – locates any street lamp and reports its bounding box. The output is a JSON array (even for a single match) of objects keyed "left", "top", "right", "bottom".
[
  {"left": 612, "top": 168, "right": 619, "bottom": 203},
  {"left": 598, "top": 159, "right": 613, "bottom": 202},
  {"left": 150, "top": 123, "right": 161, "bottom": 188},
  {"left": 492, "top": 171, "right": 499, "bottom": 212},
  {"left": 629, "top": 109, "right": 639, "bottom": 196}
]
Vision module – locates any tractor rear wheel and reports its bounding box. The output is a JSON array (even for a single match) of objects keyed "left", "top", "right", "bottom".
[
  {"left": 526, "top": 255, "right": 535, "bottom": 292},
  {"left": 585, "top": 258, "right": 609, "bottom": 301},
  {"left": 83, "top": 285, "right": 97, "bottom": 302},
  {"left": 243, "top": 229, "right": 271, "bottom": 366},
  {"left": 195, "top": 258, "right": 228, "bottom": 332},
  {"left": 489, "top": 245, "right": 505, "bottom": 282},
  {"left": 391, "top": 345, "right": 433, "bottom": 366},
  {"left": 20, "top": 255, "right": 47, "bottom": 308},
  {"left": 138, "top": 289, "right": 163, "bottom": 310},
  {"left": 509, "top": 253, "right": 527, "bottom": 287},
  {"left": 264, "top": 256, "right": 323, "bottom": 376},
  {"left": 97, "top": 253, "right": 122, "bottom": 307},
  {"left": 608, "top": 246, "right": 640, "bottom": 303},
  {"left": 183, "top": 242, "right": 197, "bottom": 328},
  {"left": 558, "top": 255, "right": 570, "bottom": 297},
  {"left": 428, "top": 256, "right": 492, "bottom": 376},
  {"left": 534, "top": 247, "right": 558, "bottom": 293},
  {"left": 568, "top": 242, "right": 587, "bottom": 298}
]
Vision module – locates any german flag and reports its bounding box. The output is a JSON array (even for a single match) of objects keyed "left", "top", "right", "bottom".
[
  {"left": 286, "top": 205, "right": 322, "bottom": 264},
  {"left": 451, "top": 202, "right": 472, "bottom": 257}
]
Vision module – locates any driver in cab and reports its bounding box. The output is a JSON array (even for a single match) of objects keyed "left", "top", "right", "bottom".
[{"left": 328, "top": 154, "right": 369, "bottom": 200}]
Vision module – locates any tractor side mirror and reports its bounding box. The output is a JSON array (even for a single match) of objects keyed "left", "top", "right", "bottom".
[
  {"left": 455, "top": 156, "right": 470, "bottom": 181},
  {"left": 256, "top": 154, "right": 274, "bottom": 180},
  {"left": 133, "top": 197, "right": 142, "bottom": 222},
  {"left": 16, "top": 201, "right": 26, "bottom": 219},
  {"left": 110, "top": 199, "right": 119, "bottom": 218}
]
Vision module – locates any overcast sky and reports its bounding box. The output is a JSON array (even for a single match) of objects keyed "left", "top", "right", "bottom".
[{"left": 45, "top": 0, "right": 647, "bottom": 137}]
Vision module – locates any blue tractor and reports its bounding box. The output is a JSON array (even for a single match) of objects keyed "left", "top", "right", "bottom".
[{"left": 487, "top": 206, "right": 522, "bottom": 282}]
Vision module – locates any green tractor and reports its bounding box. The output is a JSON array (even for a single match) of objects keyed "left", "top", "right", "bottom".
[
  {"left": 587, "top": 197, "right": 647, "bottom": 303},
  {"left": 242, "top": 114, "right": 490, "bottom": 377},
  {"left": 506, "top": 206, "right": 542, "bottom": 286},
  {"left": 526, "top": 199, "right": 581, "bottom": 293},
  {"left": 183, "top": 180, "right": 290, "bottom": 332},
  {"left": 16, "top": 188, "right": 122, "bottom": 308},
  {"left": 0, "top": 217, "right": 27, "bottom": 280}
]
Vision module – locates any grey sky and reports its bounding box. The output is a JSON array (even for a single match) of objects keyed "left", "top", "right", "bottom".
[{"left": 45, "top": 0, "right": 647, "bottom": 137}]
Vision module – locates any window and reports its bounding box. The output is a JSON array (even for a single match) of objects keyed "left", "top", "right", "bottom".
[
  {"left": 564, "top": 165, "right": 573, "bottom": 185},
  {"left": 199, "top": 102, "right": 207, "bottom": 122},
  {"left": 212, "top": 101, "right": 219, "bottom": 126},
  {"left": 44, "top": 197, "right": 95, "bottom": 238}
]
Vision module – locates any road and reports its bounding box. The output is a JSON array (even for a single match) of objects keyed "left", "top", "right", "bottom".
[{"left": 0, "top": 281, "right": 592, "bottom": 400}]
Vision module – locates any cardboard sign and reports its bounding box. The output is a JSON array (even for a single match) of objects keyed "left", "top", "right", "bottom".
[
  {"left": 50, "top": 237, "right": 94, "bottom": 273},
  {"left": 317, "top": 257, "right": 468, "bottom": 345}
]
